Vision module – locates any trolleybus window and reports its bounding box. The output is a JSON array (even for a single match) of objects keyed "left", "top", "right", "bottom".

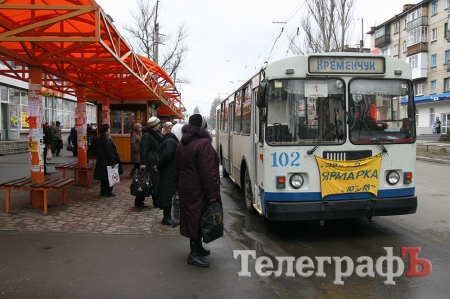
[
  {"left": 265, "top": 78, "right": 345, "bottom": 145},
  {"left": 348, "top": 79, "right": 415, "bottom": 144}
]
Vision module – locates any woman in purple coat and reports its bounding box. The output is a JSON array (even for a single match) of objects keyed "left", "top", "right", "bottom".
[{"left": 175, "top": 114, "right": 221, "bottom": 268}]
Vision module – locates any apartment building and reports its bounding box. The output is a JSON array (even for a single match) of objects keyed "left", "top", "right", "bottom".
[{"left": 368, "top": 0, "right": 450, "bottom": 134}]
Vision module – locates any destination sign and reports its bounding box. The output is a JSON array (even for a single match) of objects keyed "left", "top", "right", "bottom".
[{"left": 309, "top": 56, "right": 385, "bottom": 74}]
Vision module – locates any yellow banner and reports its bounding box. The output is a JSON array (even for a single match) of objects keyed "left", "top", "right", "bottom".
[{"left": 315, "top": 154, "right": 382, "bottom": 197}]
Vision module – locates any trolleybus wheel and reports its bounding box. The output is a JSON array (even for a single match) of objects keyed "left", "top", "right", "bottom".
[
  {"left": 244, "top": 167, "right": 257, "bottom": 214},
  {"left": 221, "top": 154, "right": 229, "bottom": 177}
]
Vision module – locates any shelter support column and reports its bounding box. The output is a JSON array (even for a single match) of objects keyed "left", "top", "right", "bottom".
[
  {"left": 76, "top": 85, "right": 88, "bottom": 185},
  {"left": 102, "top": 97, "right": 110, "bottom": 125},
  {"left": 28, "top": 67, "right": 44, "bottom": 209}
]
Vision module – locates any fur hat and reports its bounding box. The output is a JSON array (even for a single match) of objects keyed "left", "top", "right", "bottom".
[
  {"left": 147, "top": 116, "right": 161, "bottom": 127},
  {"left": 189, "top": 114, "right": 207, "bottom": 129}
]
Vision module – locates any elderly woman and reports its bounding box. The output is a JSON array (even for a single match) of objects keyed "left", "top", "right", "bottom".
[
  {"left": 138, "top": 117, "right": 162, "bottom": 209},
  {"left": 94, "top": 124, "right": 123, "bottom": 197},
  {"left": 161, "top": 121, "right": 173, "bottom": 135}
]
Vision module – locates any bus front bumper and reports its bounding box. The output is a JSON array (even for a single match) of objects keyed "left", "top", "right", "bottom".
[{"left": 265, "top": 196, "right": 418, "bottom": 221}]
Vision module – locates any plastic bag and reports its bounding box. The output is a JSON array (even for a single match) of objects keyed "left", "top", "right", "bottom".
[
  {"left": 201, "top": 201, "right": 223, "bottom": 243},
  {"left": 107, "top": 164, "right": 120, "bottom": 187},
  {"left": 129, "top": 170, "right": 152, "bottom": 197},
  {"left": 171, "top": 192, "right": 180, "bottom": 228},
  {"left": 46, "top": 150, "right": 52, "bottom": 160}
]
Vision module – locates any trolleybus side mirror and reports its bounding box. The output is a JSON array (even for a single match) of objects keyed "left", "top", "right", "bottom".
[{"left": 257, "top": 82, "right": 269, "bottom": 108}]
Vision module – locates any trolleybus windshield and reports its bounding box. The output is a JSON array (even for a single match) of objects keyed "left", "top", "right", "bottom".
[{"left": 265, "top": 78, "right": 346, "bottom": 145}]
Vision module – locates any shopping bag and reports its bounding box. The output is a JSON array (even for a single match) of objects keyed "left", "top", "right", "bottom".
[
  {"left": 46, "top": 150, "right": 52, "bottom": 160},
  {"left": 107, "top": 164, "right": 120, "bottom": 187},
  {"left": 66, "top": 143, "right": 74, "bottom": 151},
  {"left": 201, "top": 201, "right": 223, "bottom": 243},
  {"left": 171, "top": 192, "right": 180, "bottom": 228},
  {"left": 129, "top": 170, "right": 152, "bottom": 197}
]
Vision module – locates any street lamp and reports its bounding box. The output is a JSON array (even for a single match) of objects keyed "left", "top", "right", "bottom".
[{"left": 356, "top": 18, "right": 364, "bottom": 52}]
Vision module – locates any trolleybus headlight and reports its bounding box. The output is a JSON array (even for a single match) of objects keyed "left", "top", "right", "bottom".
[
  {"left": 289, "top": 174, "right": 304, "bottom": 189},
  {"left": 386, "top": 171, "right": 400, "bottom": 185}
]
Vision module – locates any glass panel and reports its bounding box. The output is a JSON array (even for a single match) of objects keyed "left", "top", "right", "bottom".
[
  {"left": 0, "top": 85, "right": 7, "bottom": 102},
  {"left": 9, "top": 87, "right": 20, "bottom": 104},
  {"left": 234, "top": 90, "right": 242, "bottom": 133},
  {"left": 265, "top": 78, "right": 345, "bottom": 145},
  {"left": 349, "top": 79, "right": 415, "bottom": 144},
  {"left": 241, "top": 85, "right": 252, "bottom": 135},
  {"left": 110, "top": 110, "right": 123, "bottom": 134},
  {"left": 21, "top": 89, "right": 28, "bottom": 105}
]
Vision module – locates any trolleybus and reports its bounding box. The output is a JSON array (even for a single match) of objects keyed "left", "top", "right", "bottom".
[{"left": 216, "top": 53, "right": 417, "bottom": 222}]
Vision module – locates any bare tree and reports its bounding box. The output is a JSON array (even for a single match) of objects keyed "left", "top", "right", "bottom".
[
  {"left": 208, "top": 97, "right": 222, "bottom": 128},
  {"left": 289, "top": 0, "right": 356, "bottom": 54},
  {"left": 123, "top": 0, "right": 189, "bottom": 83}
]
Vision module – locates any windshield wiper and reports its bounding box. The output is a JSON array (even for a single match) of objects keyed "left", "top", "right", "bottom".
[
  {"left": 307, "top": 124, "right": 339, "bottom": 155},
  {"left": 359, "top": 121, "right": 388, "bottom": 154}
]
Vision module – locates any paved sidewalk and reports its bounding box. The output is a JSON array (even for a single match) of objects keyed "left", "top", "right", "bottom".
[{"left": 0, "top": 150, "right": 177, "bottom": 235}]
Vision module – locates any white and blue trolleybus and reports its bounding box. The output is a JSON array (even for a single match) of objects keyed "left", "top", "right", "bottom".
[{"left": 216, "top": 53, "right": 417, "bottom": 222}]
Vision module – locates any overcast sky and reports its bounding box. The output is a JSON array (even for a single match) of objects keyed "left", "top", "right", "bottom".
[{"left": 95, "top": 0, "right": 420, "bottom": 117}]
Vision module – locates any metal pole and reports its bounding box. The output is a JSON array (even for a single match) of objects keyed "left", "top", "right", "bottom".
[{"left": 360, "top": 18, "right": 364, "bottom": 52}]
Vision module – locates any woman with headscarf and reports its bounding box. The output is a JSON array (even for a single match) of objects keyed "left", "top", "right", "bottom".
[
  {"left": 155, "top": 123, "right": 183, "bottom": 225},
  {"left": 138, "top": 117, "right": 162, "bottom": 208},
  {"left": 175, "top": 114, "right": 221, "bottom": 268},
  {"left": 94, "top": 124, "right": 123, "bottom": 197}
]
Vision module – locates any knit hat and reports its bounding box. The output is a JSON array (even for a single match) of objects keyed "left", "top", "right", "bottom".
[
  {"left": 163, "top": 122, "right": 173, "bottom": 130},
  {"left": 147, "top": 116, "right": 161, "bottom": 127},
  {"left": 189, "top": 114, "right": 207, "bottom": 129}
]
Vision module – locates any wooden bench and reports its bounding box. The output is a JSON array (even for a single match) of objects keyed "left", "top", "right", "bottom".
[
  {"left": 0, "top": 177, "right": 76, "bottom": 215},
  {"left": 55, "top": 162, "right": 96, "bottom": 188}
]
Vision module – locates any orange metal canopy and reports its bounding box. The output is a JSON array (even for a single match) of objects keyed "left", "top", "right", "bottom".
[{"left": 0, "top": 0, "right": 185, "bottom": 118}]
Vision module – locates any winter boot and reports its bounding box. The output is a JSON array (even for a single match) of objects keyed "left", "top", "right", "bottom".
[
  {"left": 161, "top": 208, "right": 172, "bottom": 226},
  {"left": 187, "top": 238, "right": 209, "bottom": 268}
]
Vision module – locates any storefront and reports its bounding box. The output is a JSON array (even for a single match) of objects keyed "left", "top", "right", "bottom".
[{"left": 414, "top": 93, "right": 450, "bottom": 135}]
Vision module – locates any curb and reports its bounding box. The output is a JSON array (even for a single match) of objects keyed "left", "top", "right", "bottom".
[{"left": 416, "top": 156, "right": 450, "bottom": 164}]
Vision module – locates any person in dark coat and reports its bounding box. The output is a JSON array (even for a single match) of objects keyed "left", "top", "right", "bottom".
[
  {"left": 174, "top": 114, "right": 221, "bottom": 268},
  {"left": 94, "top": 124, "right": 123, "bottom": 197},
  {"left": 68, "top": 126, "right": 77, "bottom": 156},
  {"left": 155, "top": 123, "right": 183, "bottom": 225},
  {"left": 43, "top": 122, "right": 52, "bottom": 175},
  {"left": 87, "top": 130, "right": 98, "bottom": 158},
  {"left": 130, "top": 123, "right": 142, "bottom": 177},
  {"left": 138, "top": 117, "right": 162, "bottom": 208}
]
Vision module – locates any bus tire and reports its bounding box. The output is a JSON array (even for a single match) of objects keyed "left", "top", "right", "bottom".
[
  {"left": 244, "top": 168, "right": 257, "bottom": 214},
  {"left": 221, "top": 154, "right": 229, "bottom": 177}
]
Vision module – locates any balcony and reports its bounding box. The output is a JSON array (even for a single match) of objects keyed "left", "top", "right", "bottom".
[
  {"left": 407, "top": 42, "right": 428, "bottom": 56},
  {"left": 375, "top": 35, "right": 391, "bottom": 48},
  {"left": 406, "top": 16, "right": 428, "bottom": 30}
]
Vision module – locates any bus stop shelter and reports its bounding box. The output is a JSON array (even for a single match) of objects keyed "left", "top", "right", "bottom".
[{"left": 0, "top": 0, "right": 185, "bottom": 209}]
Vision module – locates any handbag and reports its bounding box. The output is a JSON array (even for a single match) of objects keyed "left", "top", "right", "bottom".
[
  {"left": 107, "top": 164, "right": 120, "bottom": 187},
  {"left": 129, "top": 170, "right": 152, "bottom": 197},
  {"left": 201, "top": 201, "right": 224, "bottom": 243},
  {"left": 66, "top": 143, "right": 74, "bottom": 151},
  {"left": 59, "top": 140, "right": 63, "bottom": 149},
  {"left": 170, "top": 192, "right": 180, "bottom": 228}
]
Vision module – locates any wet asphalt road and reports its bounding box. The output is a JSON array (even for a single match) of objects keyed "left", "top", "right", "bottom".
[{"left": 220, "top": 160, "right": 450, "bottom": 299}]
